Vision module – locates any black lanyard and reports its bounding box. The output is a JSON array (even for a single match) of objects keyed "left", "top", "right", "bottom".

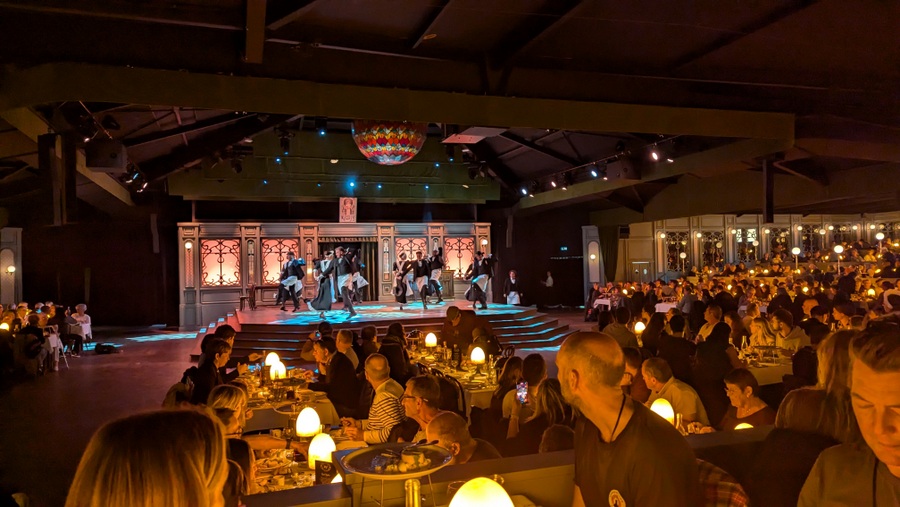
[{"left": 872, "top": 458, "right": 878, "bottom": 507}]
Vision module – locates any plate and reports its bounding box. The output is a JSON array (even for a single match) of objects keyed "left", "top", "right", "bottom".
[
  {"left": 255, "top": 450, "right": 294, "bottom": 472},
  {"left": 340, "top": 443, "right": 452, "bottom": 481},
  {"left": 247, "top": 399, "right": 267, "bottom": 409}
]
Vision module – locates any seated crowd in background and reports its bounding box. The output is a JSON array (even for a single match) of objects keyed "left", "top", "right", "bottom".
[{"left": 0, "top": 301, "right": 93, "bottom": 379}]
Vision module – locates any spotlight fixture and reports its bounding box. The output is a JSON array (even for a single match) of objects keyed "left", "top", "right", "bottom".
[
  {"left": 315, "top": 117, "right": 327, "bottom": 136},
  {"left": 263, "top": 179, "right": 268, "bottom": 185},
  {"left": 530, "top": 180, "right": 540, "bottom": 196},
  {"left": 666, "top": 157, "right": 674, "bottom": 163},
  {"left": 462, "top": 184, "right": 469, "bottom": 189},
  {"left": 562, "top": 171, "right": 574, "bottom": 190},
  {"left": 650, "top": 147, "right": 659, "bottom": 161},
  {"left": 601, "top": 165, "right": 608, "bottom": 181},
  {"left": 317, "top": 182, "right": 322, "bottom": 187},
  {"left": 520, "top": 187, "right": 528, "bottom": 196},
  {"left": 424, "top": 184, "right": 430, "bottom": 190},
  {"left": 377, "top": 184, "right": 382, "bottom": 189},
  {"left": 349, "top": 181, "right": 355, "bottom": 188},
  {"left": 275, "top": 157, "right": 282, "bottom": 164},
  {"left": 330, "top": 159, "right": 339, "bottom": 164},
  {"left": 590, "top": 165, "right": 598, "bottom": 178},
  {"left": 550, "top": 178, "right": 557, "bottom": 188},
  {"left": 434, "top": 162, "right": 440, "bottom": 168}
]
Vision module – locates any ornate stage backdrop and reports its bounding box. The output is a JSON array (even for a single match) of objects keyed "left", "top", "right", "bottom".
[{"left": 177, "top": 222, "right": 491, "bottom": 328}]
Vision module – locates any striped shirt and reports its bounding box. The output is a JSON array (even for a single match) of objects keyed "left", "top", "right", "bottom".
[{"left": 362, "top": 378, "right": 406, "bottom": 443}]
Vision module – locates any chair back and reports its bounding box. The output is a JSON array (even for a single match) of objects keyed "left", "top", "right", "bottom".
[
  {"left": 436, "top": 375, "right": 467, "bottom": 421},
  {"left": 501, "top": 345, "right": 515, "bottom": 358},
  {"left": 697, "top": 459, "right": 750, "bottom": 507},
  {"left": 416, "top": 362, "right": 431, "bottom": 375}
]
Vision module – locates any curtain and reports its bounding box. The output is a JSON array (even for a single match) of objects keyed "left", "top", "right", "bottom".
[{"left": 598, "top": 226, "right": 619, "bottom": 283}]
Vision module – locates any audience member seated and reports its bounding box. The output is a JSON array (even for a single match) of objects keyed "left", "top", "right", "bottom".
[
  {"left": 557, "top": 332, "right": 699, "bottom": 506},
  {"left": 191, "top": 339, "right": 231, "bottom": 405},
  {"left": 695, "top": 368, "right": 775, "bottom": 432},
  {"left": 643, "top": 357, "right": 709, "bottom": 425},
  {"left": 469, "top": 326, "right": 502, "bottom": 359},
  {"left": 799, "top": 323, "right": 900, "bottom": 505},
  {"left": 490, "top": 356, "right": 523, "bottom": 414},
  {"left": 723, "top": 311, "right": 750, "bottom": 349},
  {"left": 505, "top": 378, "right": 572, "bottom": 456},
  {"left": 226, "top": 437, "right": 256, "bottom": 495},
  {"left": 378, "top": 322, "right": 411, "bottom": 386},
  {"left": 19, "top": 314, "right": 47, "bottom": 375},
  {"left": 441, "top": 306, "right": 493, "bottom": 352},
  {"left": 300, "top": 321, "right": 332, "bottom": 363},
  {"left": 657, "top": 315, "right": 695, "bottom": 384},
  {"left": 392, "top": 374, "right": 442, "bottom": 443},
  {"left": 696, "top": 303, "right": 723, "bottom": 341},
  {"left": 771, "top": 309, "right": 810, "bottom": 352},
  {"left": 692, "top": 322, "right": 737, "bottom": 427},
  {"left": 621, "top": 347, "right": 651, "bottom": 404},
  {"left": 602, "top": 307, "right": 639, "bottom": 349},
  {"left": 307, "top": 337, "right": 360, "bottom": 417},
  {"left": 340, "top": 354, "right": 404, "bottom": 444},
  {"left": 356, "top": 325, "right": 379, "bottom": 369},
  {"left": 65, "top": 409, "right": 228, "bottom": 507},
  {"left": 426, "top": 411, "right": 501, "bottom": 465},
  {"left": 539, "top": 424, "right": 575, "bottom": 453},
  {"left": 335, "top": 330, "right": 359, "bottom": 370},
  {"left": 502, "top": 353, "right": 545, "bottom": 420},
  {"left": 640, "top": 312, "right": 666, "bottom": 356}
]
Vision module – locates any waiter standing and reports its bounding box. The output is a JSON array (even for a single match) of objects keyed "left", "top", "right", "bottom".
[
  {"left": 278, "top": 251, "right": 304, "bottom": 312},
  {"left": 428, "top": 247, "right": 445, "bottom": 304},
  {"left": 503, "top": 270, "right": 523, "bottom": 306},
  {"left": 320, "top": 246, "right": 357, "bottom": 318}
]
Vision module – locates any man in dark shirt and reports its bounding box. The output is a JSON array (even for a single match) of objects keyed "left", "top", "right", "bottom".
[
  {"left": 557, "top": 331, "right": 699, "bottom": 507},
  {"left": 656, "top": 315, "right": 696, "bottom": 385},
  {"left": 836, "top": 265, "right": 857, "bottom": 297},
  {"left": 190, "top": 339, "right": 230, "bottom": 405},
  {"left": 307, "top": 337, "right": 360, "bottom": 417},
  {"left": 426, "top": 411, "right": 501, "bottom": 465},
  {"left": 441, "top": 306, "right": 493, "bottom": 351}
]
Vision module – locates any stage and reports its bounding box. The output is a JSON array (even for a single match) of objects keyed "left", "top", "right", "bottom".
[{"left": 197, "top": 301, "right": 571, "bottom": 366}]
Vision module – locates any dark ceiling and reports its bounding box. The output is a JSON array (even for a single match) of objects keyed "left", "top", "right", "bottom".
[{"left": 0, "top": 0, "right": 899, "bottom": 224}]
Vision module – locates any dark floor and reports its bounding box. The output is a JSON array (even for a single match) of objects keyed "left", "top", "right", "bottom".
[{"left": 0, "top": 311, "right": 589, "bottom": 507}]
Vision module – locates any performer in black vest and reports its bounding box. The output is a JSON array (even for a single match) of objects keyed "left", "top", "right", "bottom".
[
  {"left": 428, "top": 247, "right": 445, "bottom": 304},
  {"left": 413, "top": 251, "right": 432, "bottom": 310},
  {"left": 465, "top": 251, "right": 497, "bottom": 310},
  {"left": 503, "top": 269, "right": 524, "bottom": 306},
  {"left": 319, "top": 246, "right": 357, "bottom": 318},
  {"left": 393, "top": 253, "right": 412, "bottom": 310},
  {"left": 277, "top": 251, "right": 305, "bottom": 312}
]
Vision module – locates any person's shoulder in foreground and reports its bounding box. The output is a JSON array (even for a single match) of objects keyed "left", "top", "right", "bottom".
[{"left": 797, "top": 443, "right": 898, "bottom": 506}]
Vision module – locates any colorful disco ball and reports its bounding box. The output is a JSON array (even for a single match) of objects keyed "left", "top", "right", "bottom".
[{"left": 351, "top": 120, "right": 428, "bottom": 166}]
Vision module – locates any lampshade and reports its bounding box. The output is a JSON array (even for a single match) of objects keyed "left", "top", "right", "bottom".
[
  {"left": 308, "top": 433, "right": 336, "bottom": 468},
  {"left": 269, "top": 361, "right": 287, "bottom": 380},
  {"left": 633, "top": 321, "right": 646, "bottom": 334},
  {"left": 650, "top": 398, "right": 675, "bottom": 424},
  {"left": 296, "top": 407, "right": 321, "bottom": 438},
  {"left": 622, "top": 289, "right": 628, "bottom": 295},
  {"left": 331, "top": 474, "right": 343, "bottom": 483},
  {"left": 833, "top": 245, "right": 844, "bottom": 254},
  {"left": 802, "top": 287, "right": 809, "bottom": 293},
  {"left": 449, "top": 477, "right": 514, "bottom": 507},
  {"left": 876, "top": 232, "right": 885, "bottom": 241},
  {"left": 726, "top": 284, "right": 732, "bottom": 291},
  {"left": 351, "top": 120, "right": 428, "bottom": 165},
  {"left": 470, "top": 347, "right": 485, "bottom": 365},
  {"left": 425, "top": 332, "right": 438, "bottom": 347},
  {"left": 679, "top": 252, "right": 687, "bottom": 259},
  {"left": 868, "top": 288, "right": 876, "bottom": 297},
  {"left": 265, "top": 352, "right": 281, "bottom": 366},
  {"left": 791, "top": 247, "right": 801, "bottom": 256},
  {"left": 0, "top": 323, "right": 8, "bottom": 331},
  {"left": 734, "top": 423, "right": 754, "bottom": 430}
]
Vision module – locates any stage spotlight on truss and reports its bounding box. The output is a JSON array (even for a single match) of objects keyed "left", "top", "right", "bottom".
[
  {"left": 520, "top": 187, "right": 528, "bottom": 196},
  {"left": 590, "top": 165, "right": 598, "bottom": 178},
  {"left": 562, "top": 171, "right": 574, "bottom": 190},
  {"left": 315, "top": 117, "right": 327, "bottom": 136},
  {"left": 445, "top": 145, "right": 456, "bottom": 162},
  {"left": 650, "top": 147, "right": 660, "bottom": 161}
]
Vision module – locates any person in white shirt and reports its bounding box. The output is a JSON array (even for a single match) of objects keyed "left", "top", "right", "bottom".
[
  {"left": 72, "top": 303, "right": 92, "bottom": 342},
  {"left": 696, "top": 303, "right": 723, "bottom": 341},
  {"left": 643, "top": 357, "right": 709, "bottom": 425},
  {"left": 770, "top": 309, "right": 810, "bottom": 352},
  {"left": 335, "top": 330, "right": 359, "bottom": 370}
]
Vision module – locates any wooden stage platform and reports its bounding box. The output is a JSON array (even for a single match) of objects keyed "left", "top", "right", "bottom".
[{"left": 195, "top": 300, "right": 571, "bottom": 366}]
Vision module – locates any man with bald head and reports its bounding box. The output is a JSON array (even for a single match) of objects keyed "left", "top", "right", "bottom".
[
  {"left": 557, "top": 331, "right": 698, "bottom": 507},
  {"left": 341, "top": 353, "right": 405, "bottom": 444},
  {"left": 426, "top": 411, "right": 501, "bottom": 465}
]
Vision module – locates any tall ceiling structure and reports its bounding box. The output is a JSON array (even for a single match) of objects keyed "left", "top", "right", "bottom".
[{"left": 0, "top": 0, "right": 898, "bottom": 223}]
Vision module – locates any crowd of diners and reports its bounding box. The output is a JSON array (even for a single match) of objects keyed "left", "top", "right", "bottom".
[
  {"left": 4, "top": 288, "right": 893, "bottom": 506},
  {"left": 0, "top": 301, "right": 92, "bottom": 379}
]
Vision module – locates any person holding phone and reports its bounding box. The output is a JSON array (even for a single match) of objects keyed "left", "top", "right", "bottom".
[{"left": 501, "top": 353, "right": 546, "bottom": 420}]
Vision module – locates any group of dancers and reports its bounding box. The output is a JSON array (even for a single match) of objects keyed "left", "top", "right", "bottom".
[
  {"left": 277, "top": 246, "right": 500, "bottom": 318},
  {"left": 393, "top": 247, "right": 446, "bottom": 310},
  {"left": 276, "top": 247, "right": 364, "bottom": 319}
]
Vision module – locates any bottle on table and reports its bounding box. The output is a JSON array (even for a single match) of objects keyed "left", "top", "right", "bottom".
[{"left": 451, "top": 344, "right": 461, "bottom": 368}]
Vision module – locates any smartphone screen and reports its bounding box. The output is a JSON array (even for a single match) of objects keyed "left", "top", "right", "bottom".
[{"left": 516, "top": 381, "right": 528, "bottom": 405}]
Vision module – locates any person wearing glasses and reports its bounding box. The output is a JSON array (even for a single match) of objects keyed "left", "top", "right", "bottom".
[{"left": 393, "top": 375, "right": 443, "bottom": 443}]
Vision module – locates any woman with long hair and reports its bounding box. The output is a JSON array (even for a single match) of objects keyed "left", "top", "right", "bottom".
[
  {"left": 490, "top": 356, "right": 523, "bottom": 414},
  {"left": 207, "top": 384, "right": 250, "bottom": 430},
  {"left": 749, "top": 316, "right": 778, "bottom": 347},
  {"left": 640, "top": 312, "right": 666, "bottom": 356},
  {"left": 505, "top": 378, "right": 571, "bottom": 456},
  {"left": 723, "top": 311, "right": 751, "bottom": 349},
  {"left": 66, "top": 409, "right": 228, "bottom": 507}
]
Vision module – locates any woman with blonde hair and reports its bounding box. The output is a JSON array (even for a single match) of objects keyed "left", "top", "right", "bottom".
[
  {"left": 66, "top": 409, "right": 228, "bottom": 507},
  {"left": 505, "top": 378, "right": 572, "bottom": 456},
  {"left": 748, "top": 316, "right": 778, "bottom": 347},
  {"left": 207, "top": 384, "right": 250, "bottom": 429}
]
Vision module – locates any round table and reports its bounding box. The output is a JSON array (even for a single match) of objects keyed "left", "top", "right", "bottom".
[{"left": 245, "top": 399, "right": 341, "bottom": 433}]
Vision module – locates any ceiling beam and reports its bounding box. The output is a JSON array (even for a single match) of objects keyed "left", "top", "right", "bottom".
[
  {"left": 123, "top": 113, "right": 250, "bottom": 148},
  {"left": 244, "top": 0, "right": 267, "bottom": 64},
  {"left": 141, "top": 114, "right": 296, "bottom": 181},
  {"left": 0, "top": 107, "right": 134, "bottom": 206},
  {"left": 266, "top": 0, "right": 321, "bottom": 31},
  {"left": 492, "top": 0, "right": 587, "bottom": 68},
  {"left": 794, "top": 138, "right": 900, "bottom": 163},
  {"left": 410, "top": 0, "right": 453, "bottom": 49},
  {"left": 0, "top": 63, "right": 796, "bottom": 140},
  {"left": 520, "top": 137, "right": 794, "bottom": 209},
  {"left": 772, "top": 160, "right": 828, "bottom": 186},
  {"left": 499, "top": 132, "right": 581, "bottom": 166},
  {"left": 603, "top": 190, "right": 644, "bottom": 214},
  {"left": 671, "top": 0, "right": 820, "bottom": 71},
  {"left": 465, "top": 142, "right": 519, "bottom": 192}
]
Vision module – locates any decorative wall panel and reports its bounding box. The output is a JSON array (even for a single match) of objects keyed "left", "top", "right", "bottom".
[
  {"left": 200, "top": 239, "right": 241, "bottom": 287},
  {"left": 444, "top": 237, "right": 475, "bottom": 277},
  {"left": 395, "top": 237, "right": 427, "bottom": 260}
]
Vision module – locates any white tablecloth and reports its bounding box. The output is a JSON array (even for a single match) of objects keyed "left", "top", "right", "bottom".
[
  {"left": 245, "top": 399, "right": 341, "bottom": 433},
  {"left": 655, "top": 302, "right": 676, "bottom": 313},
  {"left": 748, "top": 363, "right": 792, "bottom": 386}
]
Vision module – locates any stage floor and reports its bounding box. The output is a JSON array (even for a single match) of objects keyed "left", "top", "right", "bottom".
[{"left": 234, "top": 300, "right": 532, "bottom": 328}]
